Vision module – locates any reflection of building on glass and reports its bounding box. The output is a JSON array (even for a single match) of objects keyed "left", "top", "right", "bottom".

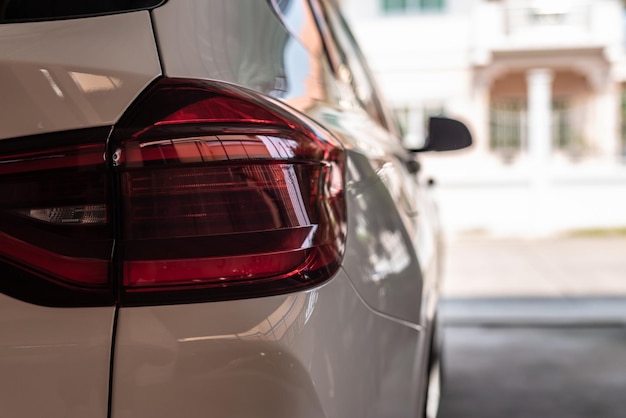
[{"left": 271, "top": 0, "right": 329, "bottom": 110}]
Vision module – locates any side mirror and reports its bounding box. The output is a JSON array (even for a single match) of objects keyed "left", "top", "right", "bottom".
[{"left": 408, "top": 117, "right": 472, "bottom": 152}]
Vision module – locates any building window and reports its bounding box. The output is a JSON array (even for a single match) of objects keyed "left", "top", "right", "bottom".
[
  {"left": 490, "top": 98, "right": 587, "bottom": 162},
  {"left": 552, "top": 99, "right": 586, "bottom": 160},
  {"left": 382, "top": 0, "right": 445, "bottom": 14},
  {"left": 489, "top": 99, "right": 526, "bottom": 162}
]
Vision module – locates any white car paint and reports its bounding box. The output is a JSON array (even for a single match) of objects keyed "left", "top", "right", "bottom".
[
  {"left": 0, "top": 10, "right": 160, "bottom": 418},
  {"left": 0, "top": 2, "right": 446, "bottom": 418},
  {"left": 108, "top": 2, "right": 438, "bottom": 417},
  {"left": 0, "top": 294, "right": 114, "bottom": 418},
  {"left": 112, "top": 271, "right": 428, "bottom": 418},
  {"left": 0, "top": 11, "right": 161, "bottom": 140}
]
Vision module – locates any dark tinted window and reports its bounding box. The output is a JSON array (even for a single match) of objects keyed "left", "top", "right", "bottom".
[{"left": 0, "top": 0, "right": 165, "bottom": 23}]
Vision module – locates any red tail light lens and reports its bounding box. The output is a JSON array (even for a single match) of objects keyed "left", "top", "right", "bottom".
[
  {"left": 112, "top": 79, "right": 345, "bottom": 304},
  {"left": 0, "top": 79, "right": 345, "bottom": 307},
  {"left": 0, "top": 128, "right": 114, "bottom": 306}
]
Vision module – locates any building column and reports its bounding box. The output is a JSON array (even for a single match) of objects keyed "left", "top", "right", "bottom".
[
  {"left": 583, "top": 65, "right": 617, "bottom": 160},
  {"left": 596, "top": 82, "right": 619, "bottom": 160},
  {"left": 470, "top": 71, "right": 491, "bottom": 157},
  {"left": 526, "top": 69, "right": 554, "bottom": 164},
  {"left": 526, "top": 69, "right": 554, "bottom": 236}
]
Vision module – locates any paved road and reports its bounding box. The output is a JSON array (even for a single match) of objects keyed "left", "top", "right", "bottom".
[
  {"left": 438, "top": 237, "right": 626, "bottom": 418},
  {"left": 439, "top": 323, "right": 626, "bottom": 418}
]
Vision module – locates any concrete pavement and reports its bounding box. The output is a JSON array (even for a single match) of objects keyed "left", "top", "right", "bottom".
[{"left": 442, "top": 235, "right": 626, "bottom": 298}]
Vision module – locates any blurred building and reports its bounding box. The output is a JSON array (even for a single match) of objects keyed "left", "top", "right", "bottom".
[{"left": 341, "top": 0, "right": 626, "bottom": 236}]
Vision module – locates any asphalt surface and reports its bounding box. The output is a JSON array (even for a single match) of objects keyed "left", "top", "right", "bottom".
[
  {"left": 437, "top": 237, "right": 626, "bottom": 418},
  {"left": 439, "top": 323, "right": 626, "bottom": 418}
]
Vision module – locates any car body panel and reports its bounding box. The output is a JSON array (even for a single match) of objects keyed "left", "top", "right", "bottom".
[
  {"left": 0, "top": 1, "right": 444, "bottom": 417},
  {"left": 0, "top": 11, "right": 161, "bottom": 140},
  {"left": 334, "top": 116, "right": 425, "bottom": 326},
  {"left": 0, "top": 294, "right": 114, "bottom": 418},
  {"left": 153, "top": 0, "right": 429, "bottom": 326},
  {"left": 110, "top": 2, "right": 435, "bottom": 417},
  {"left": 111, "top": 270, "right": 426, "bottom": 418},
  {"left": 0, "top": 10, "right": 160, "bottom": 418}
]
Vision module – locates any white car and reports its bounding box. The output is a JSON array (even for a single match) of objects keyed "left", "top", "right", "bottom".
[{"left": 0, "top": 1, "right": 470, "bottom": 417}]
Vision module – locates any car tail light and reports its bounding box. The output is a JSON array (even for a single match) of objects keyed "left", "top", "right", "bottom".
[
  {"left": 0, "top": 128, "right": 114, "bottom": 306},
  {"left": 0, "top": 78, "right": 345, "bottom": 307},
  {"left": 111, "top": 78, "right": 346, "bottom": 304}
]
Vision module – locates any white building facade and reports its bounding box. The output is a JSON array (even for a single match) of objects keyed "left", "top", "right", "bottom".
[{"left": 341, "top": 0, "right": 626, "bottom": 236}]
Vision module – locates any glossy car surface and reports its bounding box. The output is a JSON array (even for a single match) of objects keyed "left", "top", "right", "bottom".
[{"left": 0, "top": 1, "right": 468, "bottom": 417}]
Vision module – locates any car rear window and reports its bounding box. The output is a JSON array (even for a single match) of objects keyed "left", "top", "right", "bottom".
[{"left": 0, "top": 0, "right": 166, "bottom": 23}]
